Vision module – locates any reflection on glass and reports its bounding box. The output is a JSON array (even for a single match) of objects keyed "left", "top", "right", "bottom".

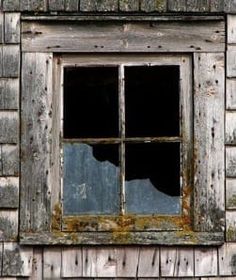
[
  {"left": 63, "top": 143, "right": 120, "bottom": 215},
  {"left": 125, "top": 143, "right": 180, "bottom": 214}
]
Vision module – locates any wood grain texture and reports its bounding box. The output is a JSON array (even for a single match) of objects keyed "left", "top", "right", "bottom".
[
  {"left": 137, "top": 247, "right": 159, "bottom": 277},
  {"left": 194, "top": 248, "right": 218, "bottom": 276},
  {"left": 80, "top": 0, "right": 118, "bottom": 11},
  {"left": 186, "top": 0, "right": 210, "bottom": 11},
  {"left": 61, "top": 247, "right": 82, "bottom": 277},
  {"left": 21, "top": 21, "right": 225, "bottom": 53},
  {"left": 2, "top": 242, "right": 33, "bottom": 276},
  {"left": 226, "top": 111, "right": 236, "bottom": 145},
  {"left": 226, "top": 211, "right": 236, "bottom": 241},
  {"left": 168, "top": 0, "right": 186, "bottom": 11},
  {"left": 119, "top": 0, "right": 139, "bottom": 11},
  {"left": 3, "top": 0, "right": 20, "bottom": 11},
  {"left": 2, "top": 45, "right": 20, "bottom": 77},
  {"left": 0, "top": 78, "right": 19, "bottom": 110},
  {"left": 160, "top": 248, "right": 194, "bottom": 277},
  {"left": 227, "top": 46, "right": 236, "bottom": 77},
  {"left": 226, "top": 78, "right": 236, "bottom": 109},
  {"left": 0, "top": 12, "right": 4, "bottom": 44},
  {"left": 225, "top": 0, "right": 236, "bottom": 13},
  {"left": 43, "top": 248, "right": 62, "bottom": 279},
  {"left": 0, "top": 112, "right": 18, "bottom": 144},
  {"left": 29, "top": 247, "right": 43, "bottom": 280},
  {"left": 4, "top": 13, "right": 20, "bottom": 43},
  {"left": 218, "top": 243, "right": 236, "bottom": 275},
  {"left": 1, "top": 145, "right": 19, "bottom": 176},
  {"left": 21, "top": 53, "right": 53, "bottom": 233},
  {"left": 228, "top": 15, "right": 236, "bottom": 44},
  {"left": 226, "top": 147, "right": 236, "bottom": 177},
  {"left": 0, "top": 177, "right": 19, "bottom": 208},
  {"left": 0, "top": 210, "right": 18, "bottom": 241},
  {"left": 194, "top": 53, "right": 225, "bottom": 232},
  {"left": 210, "top": 0, "right": 225, "bottom": 12},
  {"left": 65, "top": 0, "right": 79, "bottom": 11},
  {"left": 140, "top": 0, "right": 167, "bottom": 12},
  {"left": 48, "top": 0, "right": 65, "bottom": 11},
  {"left": 226, "top": 179, "right": 236, "bottom": 209}
]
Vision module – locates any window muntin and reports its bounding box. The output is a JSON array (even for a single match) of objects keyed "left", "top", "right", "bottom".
[{"left": 60, "top": 55, "right": 192, "bottom": 232}]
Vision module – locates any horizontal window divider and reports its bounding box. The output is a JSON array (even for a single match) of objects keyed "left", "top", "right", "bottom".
[{"left": 63, "top": 137, "right": 182, "bottom": 144}]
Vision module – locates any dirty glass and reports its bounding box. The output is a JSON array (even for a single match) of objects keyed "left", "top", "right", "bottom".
[
  {"left": 125, "top": 66, "right": 179, "bottom": 137},
  {"left": 63, "top": 143, "right": 120, "bottom": 215},
  {"left": 125, "top": 143, "right": 180, "bottom": 214}
]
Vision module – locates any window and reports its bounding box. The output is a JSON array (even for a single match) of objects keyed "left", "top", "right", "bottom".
[
  {"left": 20, "top": 20, "right": 225, "bottom": 245},
  {"left": 60, "top": 55, "right": 192, "bottom": 233}
]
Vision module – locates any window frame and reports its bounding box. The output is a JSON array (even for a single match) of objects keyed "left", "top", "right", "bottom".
[{"left": 20, "top": 19, "right": 225, "bottom": 245}]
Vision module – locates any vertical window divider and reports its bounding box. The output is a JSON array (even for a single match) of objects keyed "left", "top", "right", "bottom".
[{"left": 119, "top": 64, "right": 126, "bottom": 215}]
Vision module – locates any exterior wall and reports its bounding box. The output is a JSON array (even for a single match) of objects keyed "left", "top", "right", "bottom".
[{"left": 0, "top": 0, "right": 236, "bottom": 279}]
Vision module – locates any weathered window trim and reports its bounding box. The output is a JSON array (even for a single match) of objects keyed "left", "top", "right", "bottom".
[{"left": 20, "top": 19, "right": 225, "bottom": 245}]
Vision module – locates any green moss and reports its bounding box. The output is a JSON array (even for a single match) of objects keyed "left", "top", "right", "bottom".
[
  {"left": 227, "top": 225, "right": 236, "bottom": 241},
  {"left": 227, "top": 195, "right": 236, "bottom": 208}
]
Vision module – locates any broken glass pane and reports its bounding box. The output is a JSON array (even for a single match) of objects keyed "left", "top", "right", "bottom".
[
  {"left": 125, "top": 143, "right": 180, "bottom": 214},
  {"left": 63, "top": 143, "right": 120, "bottom": 215},
  {"left": 125, "top": 66, "right": 179, "bottom": 137},
  {"left": 64, "top": 66, "right": 119, "bottom": 138}
]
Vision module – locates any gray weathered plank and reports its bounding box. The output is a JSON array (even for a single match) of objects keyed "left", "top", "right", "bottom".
[
  {"left": 186, "top": 0, "right": 210, "bottom": 12},
  {"left": 22, "top": 21, "right": 225, "bottom": 53},
  {"left": 160, "top": 248, "right": 194, "bottom": 277},
  {"left": 226, "top": 111, "right": 236, "bottom": 145},
  {"left": 43, "top": 248, "right": 62, "bottom": 279},
  {"left": 225, "top": 0, "right": 236, "bottom": 13},
  {"left": 29, "top": 0, "right": 47, "bottom": 11},
  {"left": 0, "top": 177, "right": 19, "bottom": 208},
  {"left": 194, "top": 248, "right": 218, "bottom": 276},
  {"left": 1, "top": 145, "right": 19, "bottom": 176},
  {"left": 228, "top": 15, "right": 236, "bottom": 44},
  {"left": 2, "top": 45, "right": 20, "bottom": 77},
  {"left": 119, "top": 0, "right": 139, "bottom": 11},
  {"left": 80, "top": 0, "right": 118, "bottom": 11},
  {"left": 62, "top": 247, "right": 82, "bottom": 277},
  {"left": 3, "top": 0, "right": 20, "bottom": 11},
  {"left": 65, "top": 0, "right": 79, "bottom": 11},
  {"left": 21, "top": 53, "right": 53, "bottom": 233},
  {"left": 0, "top": 112, "right": 18, "bottom": 144},
  {"left": 210, "top": 0, "right": 224, "bottom": 12},
  {"left": 226, "top": 78, "right": 236, "bottom": 109},
  {"left": 218, "top": 243, "right": 236, "bottom": 275},
  {"left": 116, "top": 247, "right": 139, "bottom": 277},
  {"left": 226, "top": 211, "right": 236, "bottom": 241},
  {"left": 194, "top": 53, "right": 225, "bottom": 232},
  {"left": 0, "top": 12, "right": 4, "bottom": 44},
  {"left": 137, "top": 247, "right": 159, "bottom": 277},
  {"left": 0, "top": 210, "right": 18, "bottom": 241},
  {"left": 29, "top": 247, "right": 43, "bottom": 280},
  {"left": 2, "top": 242, "right": 33, "bottom": 276},
  {"left": 140, "top": 0, "right": 167, "bottom": 12},
  {"left": 226, "top": 179, "right": 236, "bottom": 209},
  {"left": 48, "top": 0, "right": 65, "bottom": 11},
  {"left": 4, "top": 13, "right": 20, "bottom": 43},
  {"left": 227, "top": 46, "right": 236, "bottom": 77},
  {"left": 0, "top": 242, "right": 2, "bottom": 273},
  {"left": 0, "top": 78, "right": 19, "bottom": 110},
  {"left": 226, "top": 147, "right": 236, "bottom": 177},
  {"left": 168, "top": 0, "right": 186, "bottom": 11}
]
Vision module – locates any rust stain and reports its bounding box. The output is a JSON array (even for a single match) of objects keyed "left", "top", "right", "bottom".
[{"left": 51, "top": 203, "right": 62, "bottom": 231}]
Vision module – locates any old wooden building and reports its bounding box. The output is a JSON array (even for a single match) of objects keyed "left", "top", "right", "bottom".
[{"left": 1, "top": 0, "right": 236, "bottom": 279}]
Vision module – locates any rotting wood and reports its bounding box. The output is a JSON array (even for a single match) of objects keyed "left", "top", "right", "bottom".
[
  {"left": 194, "top": 248, "right": 218, "bottom": 276},
  {"left": 0, "top": 210, "right": 18, "bottom": 241},
  {"left": 20, "top": 231, "right": 224, "bottom": 245},
  {"left": 0, "top": 78, "right": 19, "bottom": 110},
  {"left": 218, "top": 243, "right": 236, "bottom": 275},
  {"left": 193, "top": 53, "right": 225, "bottom": 232},
  {"left": 0, "top": 177, "right": 19, "bottom": 208},
  {"left": 43, "top": 247, "right": 62, "bottom": 279},
  {"left": 2, "top": 45, "right": 20, "bottom": 77},
  {"left": 2, "top": 242, "right": 33, "bottom": 277},
  {"left": 1, "top": 145, "right": 19, "bottom": 176},
  {"left": 226, "top": 179, "right": 236, "bottom": 209},
  {"left": 226, "top": 78, "right": 236, "bottom": 109},
  {"left": 226, "top": 147, "right": 236, "bottom": 177},
  {"left": 160, "top": 247, "right": 194, "bottom": 277},
  {"left": 21, "top": 52, "right": 53, "bottom": 233},
  {"left": 4, "top": 13, "right": 20, "bottom": 43},
  {"left": 226, "top": 112, "right": 236, "bottom": 145},
  {"left": 0, "top": 111, "right": 18, "bottom": 144},
  {"left": 21, "top": 21, "right": 225, "bottom": 53},
  {"left": 226, "top": 211, "right": 236, "bottom": 241}
]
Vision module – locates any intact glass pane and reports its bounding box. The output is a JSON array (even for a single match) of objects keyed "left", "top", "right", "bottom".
[
  {"left": 63, "top": 143, "right": 120, "bottom": 215},
  {"left": 125, "top": 66, "right": 179, "bottom": 137},
  {"left": 125, "top": 143, "right": 180, "bottom": 214},
  {"left": 64, "top": 66, "right": 119, "bottom": 138}
]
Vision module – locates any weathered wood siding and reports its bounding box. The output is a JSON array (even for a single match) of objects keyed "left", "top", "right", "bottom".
[{"left": 0, "top": 0, "right": 236, "bottom": 279}]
